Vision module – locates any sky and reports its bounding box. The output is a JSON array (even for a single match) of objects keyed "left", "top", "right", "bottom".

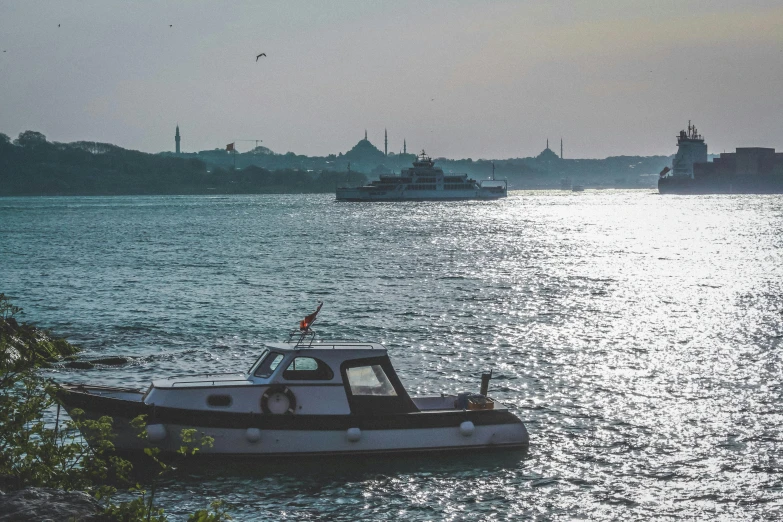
[{"left": 1, "top": 0, "right": 782, "bottom": 159}]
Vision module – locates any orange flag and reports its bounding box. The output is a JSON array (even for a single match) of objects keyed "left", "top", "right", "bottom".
[{"left": 299, "top": 302, "right": 323, "bottom": 331}]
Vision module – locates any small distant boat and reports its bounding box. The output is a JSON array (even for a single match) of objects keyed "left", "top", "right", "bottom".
[
  {"left": 572, "top": 185, "right": 584, "bottom": 192},
  {"left": 59, "top": 310, "right": 529, "bottom": 458},
  {"left": 336, "top": 151, "right": 507, "bottom": 201}
]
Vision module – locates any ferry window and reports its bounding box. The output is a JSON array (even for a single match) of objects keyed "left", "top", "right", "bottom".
[
  {"left": 254, "top": 351, "right": 284, "bottom": 378},
  {"left": 283, "top": 357, "right": 334, "bottom": 381},
  {"left": 248, "top": 349, "right": 270, "bottom": 374},
  {"left": 346, "top": 365, "right": 398, "bottom": 396},
  {"left": 207, "top": 394, "right": 232, "bottom": 407}
]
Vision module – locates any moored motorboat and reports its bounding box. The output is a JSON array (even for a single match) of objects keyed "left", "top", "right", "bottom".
[{"left": 59, "top": 314, "right": 529, "bottom": 458}]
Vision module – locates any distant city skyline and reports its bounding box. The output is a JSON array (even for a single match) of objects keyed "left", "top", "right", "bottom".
[
  {"left": 1, "top": 0, "right": 782, "bottom": 159},
  {"left": 168, "top": 122, "right": 574, "bottom": 159}
]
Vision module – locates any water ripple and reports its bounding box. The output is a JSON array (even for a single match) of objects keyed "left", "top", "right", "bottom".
[{"left": 1, "top": 192, "right": 781, "bottom": 519}]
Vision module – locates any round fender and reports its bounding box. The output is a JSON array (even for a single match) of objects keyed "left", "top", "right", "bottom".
[
  {"left": 346, "top": 427, "right": 361, "bottom": 442},
  {"left": 246, "top": 427, "right": 262, "bottom": 443},
  {"left": 147, "top": 423, "right": 167, "bottom": 442},
  {"left": 260, "top": 385, "right": 297, "bottom": 415},
  {"left": 459, "top": 421, "right": 475, "bottom": 437}
]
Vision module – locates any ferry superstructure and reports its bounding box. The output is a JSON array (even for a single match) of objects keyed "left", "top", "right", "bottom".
[{"left": 336, "top": 151, "right": 507, "bottom": 201}]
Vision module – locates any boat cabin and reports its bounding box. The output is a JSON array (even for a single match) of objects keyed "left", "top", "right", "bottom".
[{"left": 143, "top": 341, "right": 426, "bottom": 416}]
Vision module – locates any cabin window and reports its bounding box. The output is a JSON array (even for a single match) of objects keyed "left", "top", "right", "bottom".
[
  {"left": 253, "top": 351, "right": 284, "bottom": 378},
  {"left": 346, "top": 365, "right": 398, "bottom": 396},
  {"left": 206, "top": 394, "right": 232, "bottom": 407},
  {"left": 248, "top": 349, "right": 270, "bottom": 374},
  {"left": 283, "top": 357, "right": 334, "bottom": 381}
]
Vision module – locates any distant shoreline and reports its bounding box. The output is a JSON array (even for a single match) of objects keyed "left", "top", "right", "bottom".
[
  {"left": 0, "top": 187, "right": 661, "bottom": 198},
  {"left": 1, "top": 130, "right": 668, "bottom": 197}
]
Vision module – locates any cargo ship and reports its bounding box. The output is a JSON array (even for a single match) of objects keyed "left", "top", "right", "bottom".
[
  {"left": 336, "top": 151, "right": 507, "bottom": 201},
  {"left": 659, "top": 123, "right": 783, "bottom": 194}
]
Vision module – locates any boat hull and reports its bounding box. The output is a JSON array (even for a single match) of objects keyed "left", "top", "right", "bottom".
[
  {"left": 59, "top": 386, "right": 529, "bottom": 457},
  {"left": 658, "top": 176, "right": 694, "bottom": 194},
  {"left": 336, "top": 196, "right": 506, "bottom": 202},
  {"left": 335, "top": 190, "right": 506, "bottom": 202}
]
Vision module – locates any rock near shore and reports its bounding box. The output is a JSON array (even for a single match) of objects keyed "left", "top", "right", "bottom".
[{"left": 0, "top": 487, "right": 103, "bottom": 521}]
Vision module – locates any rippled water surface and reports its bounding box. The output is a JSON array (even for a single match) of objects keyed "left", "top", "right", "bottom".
[{"left": 1, "top": 192, "right": 782, "bottom": 520}]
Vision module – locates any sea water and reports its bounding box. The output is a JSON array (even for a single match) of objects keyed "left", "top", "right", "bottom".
[{"left": 1, "top": 191, "right": 781, "bottom": 520}]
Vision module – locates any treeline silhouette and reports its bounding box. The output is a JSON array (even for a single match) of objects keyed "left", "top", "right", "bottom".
[{"left": 0, "top": 131, "right": 366, "bottom": 196}]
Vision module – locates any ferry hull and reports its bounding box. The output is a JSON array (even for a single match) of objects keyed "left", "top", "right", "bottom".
[{"left": 336, "top": 189, "right": 507, "bottom": 202}]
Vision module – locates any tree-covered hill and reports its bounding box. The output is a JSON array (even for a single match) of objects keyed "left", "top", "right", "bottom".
[{"left": 0, "top": 131, "right": 366, "bottom": 196}]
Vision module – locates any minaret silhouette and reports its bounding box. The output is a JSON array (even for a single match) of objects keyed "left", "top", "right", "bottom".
[
  {"left": 364, "top": 129, "right": 367, "bottom": 140},
  {"left": 547, "top": 138, "right": 549, "bottom": 150},
  {"left": 175, "top": 124, "right": 181, "bottom": 154},
  {"left": 384, "top": 129, "right": 388, "bottom": 156},
  {"left": 403, "top": 139, "right": 407, "bottom": 154},
  {"left": 560, "top": 138, "right": 563, "bottom": 159}
]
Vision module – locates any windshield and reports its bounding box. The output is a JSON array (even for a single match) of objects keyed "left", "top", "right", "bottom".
[
  {"left": 253, "top": 351, "right": 285, "bottom": 378},
  {"left": 248, "top": 349, "right": 270, "bottom": 374}
]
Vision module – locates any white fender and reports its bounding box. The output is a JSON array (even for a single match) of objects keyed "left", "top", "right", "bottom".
[
  {"left": 146, "top": 424, "right": 167, "bottom": 442},
  {"left": 459, "top": 421, "right": 475, "bottom": 437},
  {"left": 246, "top": 428, "right": 262, "bottom": 443},
  {"left": 346, "top": 427, "right": 361, "bottom": 442}
]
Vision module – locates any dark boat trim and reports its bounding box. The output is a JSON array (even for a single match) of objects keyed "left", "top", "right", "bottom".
[
  {"left": 59, "top": 387, "right": 522, "bottom": 431},
  {"left": 153, "top": 382, "right": 346, "bottom": 390}
]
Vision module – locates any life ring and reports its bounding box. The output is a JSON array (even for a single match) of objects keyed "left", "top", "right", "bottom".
[{"left": 260, "top": 385, "right": 297, "bottom": 415}]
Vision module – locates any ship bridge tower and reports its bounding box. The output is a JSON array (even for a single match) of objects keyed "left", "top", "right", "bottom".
[{"left": 671, "top": 121, "right": 707, "bottom": 178}]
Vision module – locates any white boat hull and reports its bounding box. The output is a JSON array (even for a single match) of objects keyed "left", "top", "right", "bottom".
[{"left": 113, "top": 422, "right": 528, "bottom": 457}]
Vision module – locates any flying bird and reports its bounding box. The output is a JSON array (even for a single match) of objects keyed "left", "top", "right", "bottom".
[
  {"left": 256, "top": 53, "right": 266, "bottom": 61},
  {"left": 169, "top": 25, "right": 173, "bottom": 27},
  {"left": 58, "top": 24, "right": 60, "bottom": 27}
]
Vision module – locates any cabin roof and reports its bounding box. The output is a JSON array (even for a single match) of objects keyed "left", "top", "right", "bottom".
[{"left": 150, "top": 341, "right": 390, "bottom": 389}]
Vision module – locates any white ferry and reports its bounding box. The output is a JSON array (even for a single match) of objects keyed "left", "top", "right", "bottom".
[
  {"left": 336, "top": 151, "right": 507, "bottom": 201},
  {"left": 59, "top": 311, "right": 528, "bottom": 458}
]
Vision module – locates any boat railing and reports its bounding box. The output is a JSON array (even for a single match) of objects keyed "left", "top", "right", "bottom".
[
  {"left": 284, "top": 329, "right": 378, "bottom": 350},
  {"left": 287, "top": 328, "right": 318, "bottom": 347},
  {"left": 170, "top": 377, "right": 249, "bottom": 387}
]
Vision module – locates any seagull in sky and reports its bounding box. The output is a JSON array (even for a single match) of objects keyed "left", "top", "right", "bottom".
[{"left": 256, "top": 53, "right": 266, "bottom": 61}]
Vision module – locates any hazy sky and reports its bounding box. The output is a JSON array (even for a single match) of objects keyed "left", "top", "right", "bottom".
[{"left": 1, "top": 0, "right": 782, "bottom": 159}]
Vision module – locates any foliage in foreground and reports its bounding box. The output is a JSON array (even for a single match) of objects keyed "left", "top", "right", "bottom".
[{"left": 0, "top": 294, "right": 231, "bottom": 520}]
